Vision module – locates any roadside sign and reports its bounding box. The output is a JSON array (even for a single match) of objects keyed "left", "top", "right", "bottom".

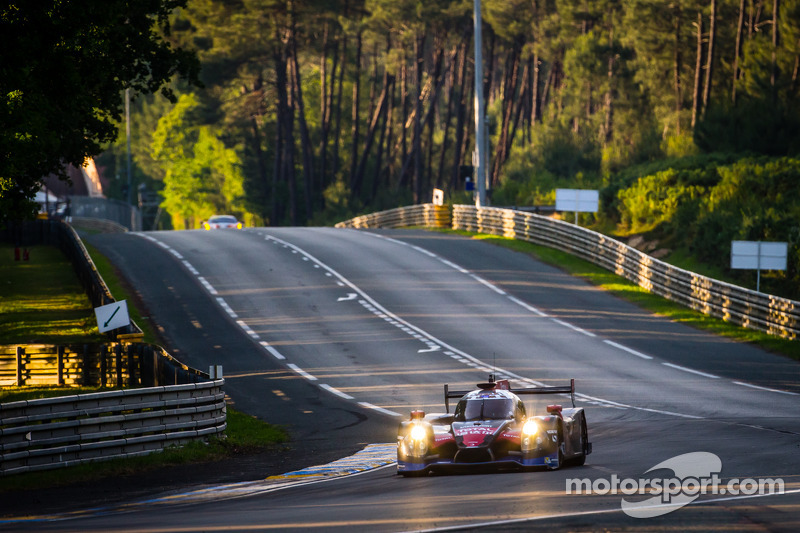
[
  {"left": 555, "top": 189, "right": 599, "bottom": 224},
  {"left": 432, "top": 188, "right": 444, "bottom": 206},
  {"left": 555, "top": 189, "right": 599, "bottom": 213},
  {"left": 95, "top": 300, "right": 131, "bottom": 333},
  {"left": 730, "top": 241, "right": 787, "bottom": 292},
  {"left": 731, "top": 241, "right": 788, "bottom": 270}
]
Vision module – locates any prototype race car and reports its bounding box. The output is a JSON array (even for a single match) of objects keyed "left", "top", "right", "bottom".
[{"left": 397, "top": 376, "right": 591, "bottom": 476}]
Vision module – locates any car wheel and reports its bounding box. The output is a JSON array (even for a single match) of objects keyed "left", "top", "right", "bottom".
[{"left": 571, "top": 419, "right": 589, "bottom": 467}]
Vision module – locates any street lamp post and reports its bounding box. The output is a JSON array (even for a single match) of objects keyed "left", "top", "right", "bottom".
[{"left": 473, "top": 0, "right": 487, "bottom": 207}]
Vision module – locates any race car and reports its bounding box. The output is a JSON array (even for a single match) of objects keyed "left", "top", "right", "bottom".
[{"left": 397, "top": 375, "right": 591, "bottom": 476}]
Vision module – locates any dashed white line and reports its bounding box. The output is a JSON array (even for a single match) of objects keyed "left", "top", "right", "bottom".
[
  {"left": 259, "top": 341, "right": 285, "bottom": 360},
  {"left": 733, "top": 381, "right": 798, "bottom": 395},
  {"left": 358, "top": 402, "right": 401, "bottom": 417},
  {"left": 197, "top": 276, "right": 218, "bottom": 295},
  {"left": 320, "top": 384, "right": 354, "bottom": 400},
  {"left": 216, "top": 297, "right": 238, "bottom": 318},
  {"left": 551, "top": 318, "right": 596, "bottom": 337},
  {"left": 287, "top": 363, "right": 317, "bottom": 381},
  {"left": 662, "top": 362, "right": 720, "bottom": 379},
  {"left": 603, "top": 340, "right": 653, "bottom": 360}
]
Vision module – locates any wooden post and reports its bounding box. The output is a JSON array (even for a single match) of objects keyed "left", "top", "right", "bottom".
[
  {"left": 100, "top": 345, "right": 107, "bottom": 388},
  {"left": 127, "top": 344, "right": 136, "bottom": 387},
  {"left": 16, "top": 346, "right": 23, "bottom": 386},
  {"left": 115, "top": 344, "right": 123, "bottom": 388},
  {"left": 57, "top": 345, "right": 64, "bottom": 386}
]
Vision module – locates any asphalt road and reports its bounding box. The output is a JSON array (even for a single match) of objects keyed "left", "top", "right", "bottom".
[{"left": 9, "top": 227, "right": 800, "bottom": 532}]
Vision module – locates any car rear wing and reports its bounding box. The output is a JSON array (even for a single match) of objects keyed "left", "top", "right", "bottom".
[
  {"left": 444, "top": 379, "right": 576, "bottom": 413},
  {"left": 513, "top": 379, "right": 575, "bottom": 408}
]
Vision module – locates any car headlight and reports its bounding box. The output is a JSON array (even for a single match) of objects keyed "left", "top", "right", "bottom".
[
  {"left": 410, "top": 423, "right": 427, "bottom": 441},
  {"left": 404, "top": 423, "right": 429, "bottom": 458},
  {"left": 522, "top": 419, "right": 538, "bottom": 436}
]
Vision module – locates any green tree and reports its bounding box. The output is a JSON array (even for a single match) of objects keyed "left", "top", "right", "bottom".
[{"left": 0, "top": 0, "right": 200, "bottom": 224}]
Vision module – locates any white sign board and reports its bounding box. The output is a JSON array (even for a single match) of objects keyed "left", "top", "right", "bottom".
[
  {"left": 432, "top": 188, "right": 444, "bottom": 206},
  {"left": 555, "top": 189, "right": 599, "bottom": 213},
  {"left": 730, "top": 241, "right": 787, "bottom": 271},
  {"left": 95, "top": 300, "right": 131, "bottom": 333}
]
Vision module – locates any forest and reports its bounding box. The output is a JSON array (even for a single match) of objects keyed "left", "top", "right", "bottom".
[{"left": 98, "top": 0, "right": 800, "bottom": 296}]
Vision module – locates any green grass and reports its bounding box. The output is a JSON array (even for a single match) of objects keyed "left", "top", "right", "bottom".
[
  {"left": 0, "top": 404, "right": 288, "bottom": 493},
  {"left": 0, "top": 244, "right": 103, "bottom": 344},
  {"left": 83, "top": 241, "right": 160, "bottom": 344},
  {"left": 432, "top": 229, "right": 800, "bottom": 361},
  {"left": 0, "top": 241, "right": 288, "bottom": 490}
]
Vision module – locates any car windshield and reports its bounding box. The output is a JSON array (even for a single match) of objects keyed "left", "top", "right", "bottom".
[
  {"left": 210, "top": 216, "right": 237, "bottom": 223},
  {"left": 454, "top": 398, "right": 514, "bottom": 421}
]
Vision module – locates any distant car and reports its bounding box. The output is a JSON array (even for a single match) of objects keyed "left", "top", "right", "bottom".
[
  {"left": 397, "top": 375, "right": 591, "bottom": 476},
  {"left": 203, "top": 215, "right": 242, "bottom": 230}
]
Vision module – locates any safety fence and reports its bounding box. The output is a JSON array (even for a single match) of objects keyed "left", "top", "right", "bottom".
[
  {"left": 0, "top": 380, "right": 226, "bottom": 475},
  {"left": 69, "top": 196, "right": 142, "bottom": 231},
  {"left": 0, "top": 343, "right": 208, "bottom": 388},
  {"left": 336, "top": 204, "right": 799, "bottom": 340},
  {"left": 335, "top": 203, "right": 451, "bottom": 229}
]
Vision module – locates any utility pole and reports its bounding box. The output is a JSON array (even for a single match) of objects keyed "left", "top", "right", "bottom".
[
  {"left": 125, "top": 88, "right": 133, "bottom": 206},
  {"left": 473, "top": 0, "right": 487, "bottom": 207}
]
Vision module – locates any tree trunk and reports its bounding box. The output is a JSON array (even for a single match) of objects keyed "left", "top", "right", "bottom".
[
  {"left": 674, "top": 7, "right": 682, "bottom": 135},
  {"left": 349, "top": 30, "right": 363, "bottom": 190},
  {"left": 603, "top": 26, "right": 615, "bottom": 145},
  {"left": 353, "top": 73, "right": 394, "bottom": 199},
  {"left": 437, "top": 42, "right": 461, "bottom": 189},
  {"left": 413, "top": 33, "right": 424, "bottom": 203},
  {"left": 451, "top": 34, "right": 470, "bottom": 190},
  {"left": 491, "top": 42, "right": 521, "bottom": 187},
  {"left": 771, "top": 0, "right": 779, "bottom": 97},
  {"left": 692, "top": 12, "right": 704, "bottom": 128},
  {"left": 291, "top": 31, "right": 315, "bottom": 222},
  {"left": 732, "top": 0, "right": 746, "bottom": 104},
  {"left": 332, "top": 35, "right": 347, "bottom": 180},
  {"left": 702, "top": 0, "right": 717, "bottom": 116}
]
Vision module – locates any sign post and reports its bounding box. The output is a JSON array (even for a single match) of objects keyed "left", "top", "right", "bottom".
[
  {"left": 95, "top": 300, "right": 131, "bottom": 333},
  {"left": 555, "top": 189, "right": 599, "bottom": 224},
  {"left": 730, "top": 241, "right": 788, "bottom": 292}
]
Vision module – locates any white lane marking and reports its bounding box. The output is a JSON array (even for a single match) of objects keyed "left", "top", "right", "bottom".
[
  {"left": 603, "top": 340, "right": 653, "bottom": 360},
  {"left": 236, "top": 319, "right": 259, "bottom": 339},
  {"left": 551, "top": 318, "right": 596, "bottom": 337},
  {"left": 337, "top": 293, "right": 358, "bottom": 301},
  {"left": 410, "top": 489, "right": 800, "bottom": 533},
  {"left": 196, "top": 276, "right": 218, "bottom": 295},
  {"left": 182, "top": 260, "right": 199, "bottom": 275},
  {"left": 287, "top": 363, "right": 317, "bottom": 381},
  {"left": 506, "top": 295, "right": 548, "bottom": 317},
  {"left": 358, "top": 402, "right": 401, "bottom": 417},
  {"left": 469, "top": 273, "right": 506, "bottom": 295},
  {"left": 662, "top": 362, "right": 720, "bottom": 379},
  {"left": 216, "top": 297, "right": 238, "bottom": 318},
  {"left": 734, "top": 381, "right": 799, "bottom": 395},
  {"left": 260, "top": 341, "right": 285, "bottom": 360},
  {"left": 320, "top": 384, "right": 355, "bottom": 400}
]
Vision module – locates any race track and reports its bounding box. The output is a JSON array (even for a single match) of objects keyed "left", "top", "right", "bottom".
[{"left": 8, "top": 227, "right": 799, "bottom": 532}]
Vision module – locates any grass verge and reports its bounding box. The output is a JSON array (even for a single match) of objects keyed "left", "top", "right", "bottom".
[
  {"left": 431, "top": 229, "right": 800, "bottom": 361},
  {"left": 0, "top": 244, "right": 103, "bottom": 344},
  {"left": 1, "top": 240, "right": 289, "bottom": 489},
  {"left": 82, "top": 241, "right": 160, "bottom": 344}
]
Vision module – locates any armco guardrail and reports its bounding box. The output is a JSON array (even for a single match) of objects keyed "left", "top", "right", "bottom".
[
  {"left": 0, "top": 380, "right": 226, "bottom": 475},
  {"left": 335, "top": 204, "right": 451, "bottom": 229},
  {"left": 336, "top": 204, "right": 799, "bottom": 340}
]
